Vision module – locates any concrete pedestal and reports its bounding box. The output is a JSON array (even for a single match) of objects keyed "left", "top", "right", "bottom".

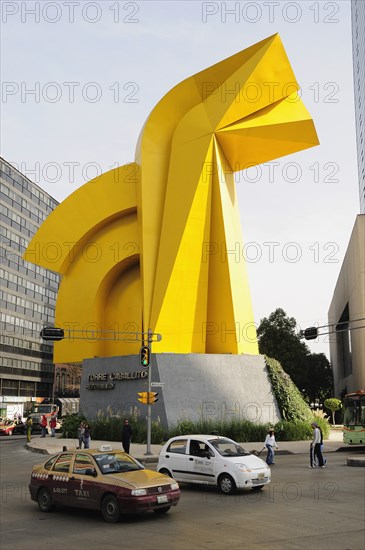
[{"left": 80, "top": 353, "right": 281, "bottom": 428}]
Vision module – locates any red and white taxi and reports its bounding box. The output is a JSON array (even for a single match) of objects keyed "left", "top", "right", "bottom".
[
  {"left": 29, "top": 445, "right": 180, "bottom": 522},
  {"left": 0, "top": 419, "right": 25, "bottom": 436}
]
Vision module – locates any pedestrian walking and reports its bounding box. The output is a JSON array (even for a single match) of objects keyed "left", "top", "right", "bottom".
[
  {"left": 50, "top": 414, "right": 57, "bottom": 437},
  {"left": 315, "top": 424, "right": 327, "bottom": 467},
  {"left": 309, "top": 422, "right": 325, "bottom": 468},
  {"left": 83, "top": 424, "right": 91, "bottom": 449},
  {"left": 40, "top": 414, "right": 48, "bottom": 437},
  {"left": 25, "top": 416, "right": 33, "bottom": 443},
  {"left": 121, "top": 419, "right": 132, "bottom": 454},
  {"left": 77, "top": 421, "right": 85, "bottom": 449},
  {"left": 264, "top": 429, "right": 278, "bottom": 465}
]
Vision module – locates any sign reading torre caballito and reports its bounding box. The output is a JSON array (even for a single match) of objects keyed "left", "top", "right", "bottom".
[{"left": 86, "top": 370, "right": 148, "bottom": 390}]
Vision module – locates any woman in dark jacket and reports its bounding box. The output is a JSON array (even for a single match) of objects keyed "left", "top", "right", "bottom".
[
  {"left": 83, "top": 424, "right": 91, "bottom": 449},
  {"left": 121, "top": 419, "right": 132, "bottom": 454}
]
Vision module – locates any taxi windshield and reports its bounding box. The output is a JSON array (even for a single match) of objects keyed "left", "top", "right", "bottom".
[
  {"left": 94, "top": 452, "right": 143, "bottom": 474},
  {"left": 209, "top": 438, "right": 250, "bottom": 457}
]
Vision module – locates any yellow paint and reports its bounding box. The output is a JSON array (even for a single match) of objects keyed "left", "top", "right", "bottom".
[{"left": 24, "top": 34, "right": 319, "bottom": 362}]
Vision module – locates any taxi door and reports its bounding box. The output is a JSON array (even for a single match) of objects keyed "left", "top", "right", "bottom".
[
  {"left": 162, "top": 438, "right": 189, "bottom": 482},
  {"left": 186, "top": 440, "right": 216, "bottom": 484},
  {"left": 68, "top": 453, "right": 99, "bottom": 509},
  {"left": 48, "top": 452, "right": 74, "bottom": 506}
]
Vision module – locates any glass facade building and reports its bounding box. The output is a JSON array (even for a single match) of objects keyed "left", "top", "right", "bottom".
[
  {"left": 352, "top": 0, "right": 365, "bottom": 213},
  {"left": 328, "top": 4, "right": 365, "bottom": 397},
  {"left": 0, "top": 157, "right": 59, "bottom": 417}
]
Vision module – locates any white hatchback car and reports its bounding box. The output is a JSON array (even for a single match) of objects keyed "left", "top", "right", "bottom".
[{"left": 157, "top": 435, "right": 271, "bottom": 494}]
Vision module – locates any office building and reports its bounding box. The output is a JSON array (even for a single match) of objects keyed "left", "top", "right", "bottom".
[
  {"left": 352, "top": 0, "right": 365, "bottom": 213},
  {"left": 328, "top": 1, "right": 365, "bottom": 397},
  {"left": 0, "top": 157, "right": 59, "bottom": 418}
]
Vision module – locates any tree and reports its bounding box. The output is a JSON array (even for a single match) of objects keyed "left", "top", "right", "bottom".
[
  {"left": 324, "top": 398, "right": 342, "bottom": 425},
  {"left": 257, "top": 308, "right": 333, "bottom": 401}
]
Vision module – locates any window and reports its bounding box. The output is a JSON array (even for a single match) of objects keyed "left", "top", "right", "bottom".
[
  {"left": 44, "top": 456, "right": 58, "bottom": 470},
  {"left": 189, "top": 440, "right": 211, "bottom": 457},
  {"left": 167, "top": 439, "right": 187, "bottom": 454},
  {"left": 53, "top": 453, "right": 73, "bottom": 473},
  {"left": 336, "top": 304, "right": 352, "bottom": 377},
  {"left": 73, "top": 454, "right": 95, "bottom": 475}
]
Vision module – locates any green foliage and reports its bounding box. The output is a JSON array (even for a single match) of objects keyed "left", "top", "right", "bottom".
[
  {"left": 274, "top": 421, "right": 313, "bottom": 441},
  {"left": 274, "top": 416, "right": 330, "bottom": 441},
  {"left": 324, "top": 398, "right": 342, "bottom": 412},
  {"left": 91, "top": 415, "right": 124, "bottom": 441},
  {"left": 63, "top": 413, "right": 330, "bottom": 444},
  {"left": 168, "top": 418, "right": 269, "bottom": 442},
  {"left": 324, "top": 398, "right": 342, "bottom": 425},
  {"left": 258, "top": 308, "right": 333, "bottom": 401},
  {"left": 312, "top": 416, "right": 331, "bottom": 439},
  {"left": 60, "top": 414, "right": 86, "bottom": 438},
  {"left": 265, "top": 356, "right": 313, "bottom": 422},
  {"left": 151, "top": 419, "right": 168, "bottom": 444}
]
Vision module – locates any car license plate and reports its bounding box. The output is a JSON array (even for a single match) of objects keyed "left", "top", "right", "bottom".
[
  {"left": 157, "top": 494, "right": 168, "bottom": 503},
  {"left": 258, "top": 473, "right": 265, "bottom": 479}
]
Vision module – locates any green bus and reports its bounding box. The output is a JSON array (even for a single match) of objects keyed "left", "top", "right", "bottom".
[{"left": 343, "top": 390, "right": 365, "bottom": 445}]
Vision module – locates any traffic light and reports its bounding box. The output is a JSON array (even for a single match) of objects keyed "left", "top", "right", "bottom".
[
  {"left": 303, "top": 327, "right": 318, "bottom": 340},
  {"left": 40, "top": 326, "right": 65, "bottom": 341},
  {"left": 137, "top": 392, "right": 159, "bottom": 404},
  {"left": 140, "top": 345, "right": 151, "bottom": 367}
]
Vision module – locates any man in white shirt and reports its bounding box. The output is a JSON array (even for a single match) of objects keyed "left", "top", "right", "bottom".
[
  {"left": 264, "top": 429, "right": 279, "bottom": 465},
  {"left": 309, "top": 422, "right": 325, "bottom": 468}
]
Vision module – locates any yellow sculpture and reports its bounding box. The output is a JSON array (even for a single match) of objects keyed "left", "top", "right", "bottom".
[{"left": 24, "top": 34, "right": 319, "bottom": 363}]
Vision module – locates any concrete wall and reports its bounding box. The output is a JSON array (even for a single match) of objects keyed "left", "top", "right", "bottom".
[
  {"left": 80, "top": 353, "right": 281, "bottom": 428},
  {"left": 328, "top": 215, "right": 365, "bottom": 396}
]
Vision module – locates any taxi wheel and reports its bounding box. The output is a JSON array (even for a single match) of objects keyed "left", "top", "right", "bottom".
[
  {"left": 101, "top": 494, "right": 121, "bottom": 523},
  {"left": 218, "top": 474, "right": 236, "bottom": 495},
  {"left": 38, "top": 488, "right": 53, "bottom": 512}
]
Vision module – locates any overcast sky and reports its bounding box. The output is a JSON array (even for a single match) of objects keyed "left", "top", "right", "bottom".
[{"left": 2, "top": 0, "right": 360, "bottom": 358}]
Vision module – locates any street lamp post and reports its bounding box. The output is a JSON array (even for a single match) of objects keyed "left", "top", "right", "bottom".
[
  {"left": 145, "top": 328, "right": 153, "bottom": 456},
  {"left": 40, "top": 325, "right": 161, "bottom": 456}
]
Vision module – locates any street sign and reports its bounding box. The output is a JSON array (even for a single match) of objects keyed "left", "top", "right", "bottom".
[
  {"left": 303, "top": 327, "right": 318, "bottom": 340},
  {"left": 151, "top": 382, "right": 165, "bottom": 388},
  {"left": 40, "top": 326, "right": 65, "bottom": 341}
]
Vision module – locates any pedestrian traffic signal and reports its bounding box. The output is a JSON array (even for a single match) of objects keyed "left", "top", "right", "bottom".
[
  {"left": 40, "top": 326, "right": 65, "bottom": 341},
  {"left": 137, "top": 392, "right": 159, "bottom": 404},
  {"left": 140, "top": 345, "right": 150, "bottom": 367},
  {"left": 303, "top": 327, "right": 318, "bottom": 340}
]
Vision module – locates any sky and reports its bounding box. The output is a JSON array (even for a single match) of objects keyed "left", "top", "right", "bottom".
[{"left": 1, "top": 0, "right": 360, "bottom": 359}]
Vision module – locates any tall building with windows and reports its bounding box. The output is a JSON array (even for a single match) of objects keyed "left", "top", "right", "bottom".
[
  {"left": 328, "top": 1, "right": 365, "bottom": 397},
  {"left": 352, "top": 0, "right": 365, "bottom": 213},
  {"left": 0, "top": 157, "right": 60, "bottom": 418}
]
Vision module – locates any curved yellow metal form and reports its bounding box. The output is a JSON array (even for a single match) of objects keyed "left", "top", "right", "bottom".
[{"left": 24, "top": 34, "right": 319, "bottom": 363}]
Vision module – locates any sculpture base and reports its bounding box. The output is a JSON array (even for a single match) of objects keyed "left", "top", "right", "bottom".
[{"left": 80, "top": 353, "right": 281, "bottom": 428}]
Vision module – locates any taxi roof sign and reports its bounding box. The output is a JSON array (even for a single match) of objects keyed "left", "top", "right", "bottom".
[{"left": 98, "top": 444, "right": 113, "bottom": 452}]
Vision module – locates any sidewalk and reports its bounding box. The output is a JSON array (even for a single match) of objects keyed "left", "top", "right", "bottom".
[{"left": 26, "top": 429, "right": 351, "bottom": 463}]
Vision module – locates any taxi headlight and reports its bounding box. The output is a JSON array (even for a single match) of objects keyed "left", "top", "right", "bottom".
[
  {"left": 235, "top": 463, "right": 252, "bottom": 472},
  {"left": 170, "top": 482, "right": 179, "bottom": 491},
  {"left": 131, "top": 489, "right": 147, "bottom": 496}
]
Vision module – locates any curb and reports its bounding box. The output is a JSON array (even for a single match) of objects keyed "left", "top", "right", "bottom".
[
  {"left": 25, "top": 443, "right": 50, "bottom": 455},
  {"left": 346, "top": 456, "right": 365, "bottom": 467},
  {"left": 335, "top": 446, "right": 365, "bottom": 453}
]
